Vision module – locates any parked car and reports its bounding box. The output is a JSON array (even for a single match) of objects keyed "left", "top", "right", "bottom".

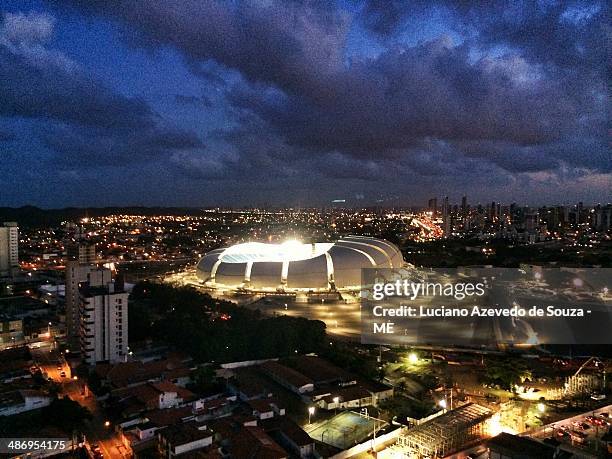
[
  {"left": 586, "top": 415, "right": 605, "bottom": 426},
  {"left": 91, "top": 444, "right": 103, "bottom": 458},
  {"left": 569, "top": 430, "right": 587, "bottom": 444}
]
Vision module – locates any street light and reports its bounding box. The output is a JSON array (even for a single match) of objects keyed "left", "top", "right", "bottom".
[
  {"left": 308, "top": 406, "right": 315, "bottom": 424},
  {"left": 408, "top": 353, "right": 418, "bottom": 364},
  {"left": 104, "top": 421, "right": 110, "bottom": 428},
  {"left": 439, "top": 399, "right": 447, "bottom": 410}
]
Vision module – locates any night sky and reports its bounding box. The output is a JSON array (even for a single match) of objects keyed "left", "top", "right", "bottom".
[{"left": 1, "top": 1, "right": 610, "bottom": 208}]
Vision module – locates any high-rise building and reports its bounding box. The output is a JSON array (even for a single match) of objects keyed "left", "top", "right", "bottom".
[
  {"left": 428, "top": 198, "right": 437, "bottom": 216},
  {"left": 0, "top": 222, "right": 19, "bottom": 277},
  {"left": 64, "top": 222, "right": 85, "bottom": 241},
  {"left": 442, "top": 197, "right": 451, "bottom": 236},
  {"left": 490, "top": 201, "right": 497, "bottom": 220},
  {"left": 79, "top": 267, "right": 128, "bottom": 365},
  {"left": 66, "top": 240, "right": 96, "bottom": 264},
  {"left": 595, "top": 205, "right": 612, "bottom": 231},
  {"left": 65, "top": 261, "right": 92, "bottom": 349},
  {"left": 65, "top": 239, "right": 97, "bottom": 349}
]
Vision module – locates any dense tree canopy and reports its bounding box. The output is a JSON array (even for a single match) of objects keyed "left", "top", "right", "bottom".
[{"left": 129, "top": 282, "right": 327, "bottom": 362}]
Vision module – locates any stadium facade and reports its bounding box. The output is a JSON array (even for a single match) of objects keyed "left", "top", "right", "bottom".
[{"left": 195, "top": 236, "right": 403, "bottom": 293}]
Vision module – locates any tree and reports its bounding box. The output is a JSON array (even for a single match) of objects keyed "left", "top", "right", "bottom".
[
  {"left": 483, "top": 358, "right": 532, "bottom": 391},
  {"left": 191, "top": 365, "right": 221, "bottom": 394},
  {"left": 42, "top": 398, "right": 91, "bottom": 433},
  {"left": 130, "top": 281, "right": 328, "bottom": 363}
]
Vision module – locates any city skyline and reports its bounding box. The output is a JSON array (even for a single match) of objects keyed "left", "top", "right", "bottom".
[{"left": 1, "top": 1, "right": 610, "bottom": 207}]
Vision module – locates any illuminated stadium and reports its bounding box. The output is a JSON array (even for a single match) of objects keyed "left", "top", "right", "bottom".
[{"left": 195, "top": 236, "right": 404, "bottom": 293}]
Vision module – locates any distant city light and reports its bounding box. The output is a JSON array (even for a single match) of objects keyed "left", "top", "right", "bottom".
[
  {"left": 537, "top": 403, "right": 546, "bottom": 413},
  {"left": 573, "top": 277, "right": 583, "bottom": 288}
]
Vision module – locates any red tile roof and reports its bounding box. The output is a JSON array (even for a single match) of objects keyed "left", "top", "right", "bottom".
[
  {"left": 97, "top": 357, "right": 190, "bottom": 388},
  {"left": 260, "top": 361, "right": 312, "bottom": 389},
  {"left": 229, "top": 426, "right": 287, "bottom": 459},
  {"left": 146, "top": 406, "right": 194, "bottom": 427}
]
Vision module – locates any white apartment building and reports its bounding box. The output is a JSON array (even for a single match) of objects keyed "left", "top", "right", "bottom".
[
  {"left": 0, "top": 222, "right": 18, "bottom": 277},
  {"left": 79, "top": 268, "right": 128, "bottom": 365}
]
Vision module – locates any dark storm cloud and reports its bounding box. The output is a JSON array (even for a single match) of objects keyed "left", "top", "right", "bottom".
[
  {"left": 467, "top": 1, "right": 609, "bottom": 73},
  {"left": 360, "top": 0, "right": 418, "bottom": 36},
  {"left": 59, "top": 0, "right": 349, "bottom": 95},
  {"left": 228, "top": 38, "right": 576, "bottom": 152},
  {"left": 41, "top": 124, "right": 203, "bottom": 167},
  {"left": 360, "top": 1, "right": 610, "bottom": 89},
  {"left": 0, "top": 128, "right": 15, "bottom": 142},
  {"left": 0, "top": 11, "right": 203, "bottom": 167},
  {"left": 54, "top": 0, "right": 609, "bottom": 180},
  {"left": 174, "top": 94, "right": 213, "bottom": 108}
]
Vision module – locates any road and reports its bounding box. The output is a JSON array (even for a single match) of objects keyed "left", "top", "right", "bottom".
[
  {"left": 31, "top": 344, "right": 129, "bottom": 459},
  {"left": 31, "top": 343, "right": 69, "bottom": 381}
]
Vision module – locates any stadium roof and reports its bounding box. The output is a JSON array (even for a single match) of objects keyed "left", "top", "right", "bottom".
[
  {"left": 196, "top": 236, "right": 404, "bottom": 291},
  {"left": 219, "top": 240, "right": 334, "bottom": 263}
]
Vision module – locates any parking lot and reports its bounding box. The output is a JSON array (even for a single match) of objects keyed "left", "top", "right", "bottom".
[{"left": 529, "top": 405, "right": 611, "bottom": 454}]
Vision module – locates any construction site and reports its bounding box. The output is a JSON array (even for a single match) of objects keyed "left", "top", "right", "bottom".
[{"left": 382, "top": 403, "right": 493, "bottom": 458}]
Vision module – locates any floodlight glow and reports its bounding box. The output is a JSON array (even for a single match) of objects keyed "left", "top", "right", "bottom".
[
  {"left": 438, "top": 399, "right": 447, "bottom": 409},
  {"left": 486, "top": 413, "right": 517, "bottom": 436},
  {"left": 219, "top": 241, "right": 334, "bottom": 263},
  {"left": 281, "top": 239, "right": 303, "bottom": 249},
  {"left": 196, "top": 236, "right": 405, "bottom": 292},
  {"left": 408, "top": 352, "right": 418, "bottom": 364}
]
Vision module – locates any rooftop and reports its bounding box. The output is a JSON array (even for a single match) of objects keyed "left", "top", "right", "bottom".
[
  {"left": 159, "top": 422, "right": 213, "bottom": 447},
  {"left": 284, "top": 355, "right": 355, "bottom": 384},
  {"left": 229, "top": 426, "right": 287, "bottom": 459},
  {"left": 219, "top": 240, "right": 334, "bottom": 264},
  {"left": 260, "top": 361, "right": 313, "bottom": 389},
  {"left": 487, "top": 433, "right": 573, "bottom": 459}
]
